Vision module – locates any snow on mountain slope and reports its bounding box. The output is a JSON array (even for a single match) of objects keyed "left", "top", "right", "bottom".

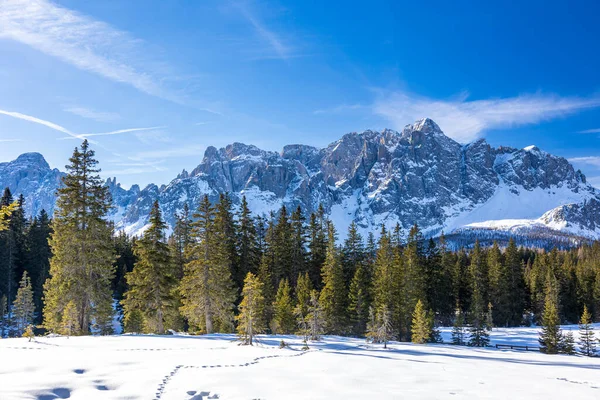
[
  {"left": 1, "top": 118, "right": 598, "bottom": 244},
  {"left": 1, "top": 328, "right": 599, "bottom": 399}
]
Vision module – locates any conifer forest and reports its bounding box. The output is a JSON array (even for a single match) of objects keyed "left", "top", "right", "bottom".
[{"left": 1, "top": 141, "right": 599, "bottom": 358}]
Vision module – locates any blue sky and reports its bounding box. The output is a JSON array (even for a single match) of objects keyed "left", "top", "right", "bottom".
[{"left": 1, "top": 0, "right": 600, "bottom": 188}]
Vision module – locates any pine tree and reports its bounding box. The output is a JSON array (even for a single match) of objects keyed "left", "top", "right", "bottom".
[
  {"left": 12, "top": 272, "right": 34, "bottom": 336},
  {"left": 180, "top": 195, "right": 236, "bottom": 333},
  {"left": 307, "top": 206, "right": 327, "bottom": 288},
  {"left": 342, "top": 222, "right": 365, "bottom": 285},
  {"left": 112, "top": 231, "right": 135, "bottom": 303},
  {"left": 0, "top": 189, "right": 18, "bottom": 314},
  {"left": 428, "top": 309, "right": 443, "bottom": 343},
  {"left": 272, "top": 206, "right": 293, "bottom": 285},
  {"left": 272, "top": 279, "right": 295, "bottom": 334},
  {"left": 307, "top": 290, "right": 324, "bottom": 341},
  {"left": 124, "top": 308, "right": 144, "bottom": 333},
  {"left": 169, "top": 203, "right": 192, "bottom": 280},
  {"left": 26, "top": 209, "right": 52, "bottom": 323},
  {"left": 294, "top": 272, "right": 313, "bottom": 339},
  {"left": 236, "top": 272, "right": 265, "bottom": 345},
  {"left": 319, "top": 223, "right": 347, "bottom": 334},
  {"left": 578, "top": 305, "right": 596, "bottom": 356},
  {"left": 43, "top": 140, "right": 115, "bottom": 335},
  {"left": 290, "top": 206, "right": 308, "bottom": 284},
  {"left": 237, "top": 196, "right": 260, "bottom": 281},
  {"left": 214, "top": 193, "right": 240, "bottom": 289},
  {"left": 468, "top": 315, "right": 490, "bottom": 347},
  {"left": 122, "top": 201, "right": 179, "bottom": 334},
  {"left": 539, "top": 277, "right": 563, "bottom": 354},
  {"left": 404, "top": 224, "right": 427, "bottom": 336},
  {"left": 61, "top": 301, "right": 79, "bottom": 337},
  {"left": 503, "top": 238, "right": 526, "bottom": 326},
  {"left": 347, "top": 263, "right": 371, "bottom": 336},
  {"left": 371, "top": 230, "right": 401, "bottom": 338},
  {"left": 411, "top": 300, "right": 430, "bottom": 344},
  {"left": 451, "top": 308, "right": 466, "bottom": 345},
  {"left": 366, "top": 304, "right": 394, "bottom": 348},
  {"left": 561, "top": 330, "right": 576, "bottom": 355},
  {"left": 0, "top": 199, "right": 17, "bottom": 231}
]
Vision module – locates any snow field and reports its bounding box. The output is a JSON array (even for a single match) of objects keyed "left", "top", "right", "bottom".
[{"left": 0, "top": 327, "right": 599, "bottom": 399}]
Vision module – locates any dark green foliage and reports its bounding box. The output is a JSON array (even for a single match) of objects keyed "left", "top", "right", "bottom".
[
  {"left": 272, "top": 278, "right": 295, "bottom": 334},
  {"left": 122, "top": 201, "right": 179, "bottom": 334},
  {"left": 43, "top": 140, "right": 116, "bottom": 335},
  {"left": 319, "top": 223, "right": 347, "bottom": 334},
  {"left": 578, "top": 305, "right": 596, "bottom": 356}
]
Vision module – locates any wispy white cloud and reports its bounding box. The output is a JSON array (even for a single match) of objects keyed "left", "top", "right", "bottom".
[
  {"left": 233, "top": 1, "right": 297, "bottom": 61},
  {"left": 577, "top": 128, "right": 600, "bottom": 134},
  {"left": 0, "top": 0, "right": 185, "bottom": 104},
  {"left": 0, "top": 108, "right": 164, "bottom": 148},
  {"left": 568, "top": 156, "right": 600, "bottom": 168},
  {"left": 63, "top": 106, "right": 120, "bottom": 122},
  {"left": 0, "top": 108, "right": 82, "bottom": 139},
  {"left": 372, "top": 90, "right": 600, "bottom": 142},
  {"left": 79, "top": 126, "right": 166, "bottom": 139}
]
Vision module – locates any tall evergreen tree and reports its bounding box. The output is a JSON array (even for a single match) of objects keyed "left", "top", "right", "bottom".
[
  {"left": 411, "top": 300, "right": 430, "bottom": 344},
  {"left": 307, "top": 289, "right": 324, "bottom": 341},
  {"left": 43, "top": 140, "right": 115, "bottom": 335},
  {"left": 578, "top": 305, "right": 596, "bottom": 356},
  {"left": 319, "top": 223, "right": 347, "bottom": 334},
  {"left": 26, "top": 209, "right": 52, "bottom": 323},
  {"left": 289, "top": 206, "right": 308, "bottom": 285},
  {"left": 307, "top": 206, "right": 327, "bottom": 288},
  {"left": 503, "top": 238, "right": 526, "bottom": 326},
  {"left": 112, "top": 231, "right": 136, "bottom": 302},
  {"left": 347, "top": 263, "right": 371, "bottom": 336},
  {"left": 180, "top": 195, "right": 236, "bottom": 333},
  {"left": 12, "top": 271, "right": 34, "bottom": 336},
  {"left": 294, "top": 272, "right": 313, "bottom": 337},
  {"left": 122, "top": 201, "right": 179, "bottom": 334},
  {"left": 169, "top": 203, "right": 192, "bottom": 280},
  {"left": 236, "top": 272, "right": 265, "bottom": 345},
  {"left": 451, "top": 307, "right": 466, "bottom": 345},
  {"left": 272, "top": 278, "right": 295, "bottom": 334},
  {"left": 214, "top": 193, "right": 240, "bottom": 290},
  {"left": 0, "top": 189, "right": 19, "bottom": 311},
  {"left": 342, "top": 222, "right": 365, "bottom": 285},
  {"left": 404, "top": 224, "right": 427, "bottom": 330},
  {"left": 237, "top": 197, "right": 260, "bottom": 281},
  {"left": 372, "top": 228, "right": 403, "bottom": 339},
  {"left": 539, "top": 274, "right": 563, "bottom": 354},
  {"left": 271, "top": 206, "right": 293, "bottom": 285}
]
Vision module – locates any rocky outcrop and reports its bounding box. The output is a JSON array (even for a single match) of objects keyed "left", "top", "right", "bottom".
[{"left": 1, "top": 119, "right": 598, "bottom": 243}]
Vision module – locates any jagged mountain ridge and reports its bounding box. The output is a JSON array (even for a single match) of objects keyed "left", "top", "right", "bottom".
[{"left": 2, "top": 118, "right": 599, "bottom": 243}]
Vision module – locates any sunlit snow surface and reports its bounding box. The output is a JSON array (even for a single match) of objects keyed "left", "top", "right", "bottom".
[{"left": 1, "top": 325, "right": 599, "bottom": 399}]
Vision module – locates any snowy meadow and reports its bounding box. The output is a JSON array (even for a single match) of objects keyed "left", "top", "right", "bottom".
[{"left": 1, "top": 325, "right": 599, "bottom": 400}]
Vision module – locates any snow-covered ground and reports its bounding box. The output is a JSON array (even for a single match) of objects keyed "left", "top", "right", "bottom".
[{"left": 1, "top": 326, "right": 599, "bottom": 399}]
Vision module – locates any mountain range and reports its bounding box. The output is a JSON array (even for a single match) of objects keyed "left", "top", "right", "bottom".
[{"left": 1, "top": 118, "right": 599, "bottom": 246}]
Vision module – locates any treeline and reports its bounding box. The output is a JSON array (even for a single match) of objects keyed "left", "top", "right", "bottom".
[
  {"left": 0, "top": 189, "right": 51, "bottom": 336},
  {"left": 1, "top": 141, "right": 600, "bottom": 348}
]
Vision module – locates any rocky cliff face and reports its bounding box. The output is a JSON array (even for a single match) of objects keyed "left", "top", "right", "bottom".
[
  {"left": 0, "top": 152, "right": 64, "bottom": 217},
  {"left": 1, "top": 118, "right": 598, "bottom": 242}
]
